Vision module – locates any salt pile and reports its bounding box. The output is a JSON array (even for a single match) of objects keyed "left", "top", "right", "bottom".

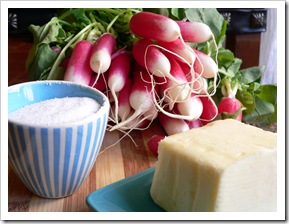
[{"left": 9, "top": 97, "right": 101, "bottom": 125}]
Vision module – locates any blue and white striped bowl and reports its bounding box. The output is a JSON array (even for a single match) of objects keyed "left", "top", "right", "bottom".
[{"left": 8, "top": 81, "right": 110, "bottom": 198}]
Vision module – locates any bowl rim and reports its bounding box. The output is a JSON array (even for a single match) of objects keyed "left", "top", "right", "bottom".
[{"left": 8, "top": 80, "right": 110, "bottom": 128}]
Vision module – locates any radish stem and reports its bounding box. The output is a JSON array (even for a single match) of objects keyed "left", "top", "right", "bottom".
[{"left": 47, "top": 22, "right": 99, "bottom": 80}]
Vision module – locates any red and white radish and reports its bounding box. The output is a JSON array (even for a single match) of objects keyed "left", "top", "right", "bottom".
[
  {"left": 158, "top": 54, "right": 191, "bottom": 109},
  {"left": 64, "top": 40, "right": 93, "bottom": 85},
  {"left": 176, "top": 21, "right": 213, "bottom": 43},
  {"left": 51, "top": 46, "right": 61, "bottom": 54},
  {"left": 89, "top": 72, "right": 107, "bottom": 92},
  {"left": 107, "top": 51, "right": 131, "bottom": 123},
  {"left": 218, "top": 97, "right": 243, "bottom": 121},
  {"left": 185, "top": 119, "right": 203, "bottom": 129},
  {"left": 147, "top": 135, "right": 165, "bottom": 156},
  {"left": 130, "top": 11, "right": 181, "bottom": 42},
  {"left": 218, "top": 79, "right": 244, "bottom": 121},
  {"left": 158, "top": 39, "right": 196, "bottom": 65},
  {"left": 193, "top": 49, "right": 218, "bottom": 79},
  {"left": 132, "top": 38, "right": 180, "bottom": 84},
  {"left": 176, "top": 93, "right": 203, "bottom": 120},
  {"left": 108, "top": 51, "right": 131, "bottom": 92},
  {"left": 117, "top": 77, "right": 132, "bottom": 121},
  {"left": 158, "top": 112, "right": 190, "bottom": 136},
  {"left": 109, "top": 64, "right": 157, "bottom": 131},
  {"left": 199, "top": 95, "right": 218, "bottom": 125},
  {"left": 177, "top": 57, "right": 208, "bottom": 95},
  {"left": 90, "top": 33, "right": 116, "bottom": 76},
  {"left": 191, "top": 76, "right": 208, "bottom": 94}
]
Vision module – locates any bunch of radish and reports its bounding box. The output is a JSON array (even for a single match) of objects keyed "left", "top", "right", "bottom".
[{"left": 62, "top": 11, "right": 244, "bottom": 154}]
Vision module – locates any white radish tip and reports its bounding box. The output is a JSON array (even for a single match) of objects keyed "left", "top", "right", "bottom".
[{"left": 90, "top": 50, "right": 111, "bottom": 74}]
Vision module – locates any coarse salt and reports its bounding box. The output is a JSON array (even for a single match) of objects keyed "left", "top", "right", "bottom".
[{"left": 9, "top": 97, "right": 101, "bottom": 125}]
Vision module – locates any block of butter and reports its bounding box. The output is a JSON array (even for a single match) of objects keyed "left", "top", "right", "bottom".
[{"left": 150, "top": 119, "right": 277, "bottom": 212}]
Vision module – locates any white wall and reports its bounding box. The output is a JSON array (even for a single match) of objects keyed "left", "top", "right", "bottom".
[{"left": 259, "top": 8, "right": 277, "bottom": 85}]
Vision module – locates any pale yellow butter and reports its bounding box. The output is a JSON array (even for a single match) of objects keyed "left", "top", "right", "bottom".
[{"left": 150, "top": 119, "right": 277, "bottom": 212}]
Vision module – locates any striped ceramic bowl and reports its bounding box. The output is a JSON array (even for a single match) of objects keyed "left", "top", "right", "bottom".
[{"left": 8, "top": 81, "right": 110, "bottom": 198}]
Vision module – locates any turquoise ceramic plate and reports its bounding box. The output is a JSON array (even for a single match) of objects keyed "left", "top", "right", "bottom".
[{"left": 86, "top": 166, "right": 165, "bottom": 212}]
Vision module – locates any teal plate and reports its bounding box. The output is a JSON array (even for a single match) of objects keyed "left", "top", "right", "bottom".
[{"left": 86, "top": 166, "right": 165, "bottom": 212}]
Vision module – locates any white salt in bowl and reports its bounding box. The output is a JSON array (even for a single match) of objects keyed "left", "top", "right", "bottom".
[{"left": 8, "top": 80, "right": 110, "bottom": 198}]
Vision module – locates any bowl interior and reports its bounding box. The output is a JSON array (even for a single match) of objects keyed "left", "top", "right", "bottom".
[{"left": 8, "top": 81, "right": 107, "bottom": 114}]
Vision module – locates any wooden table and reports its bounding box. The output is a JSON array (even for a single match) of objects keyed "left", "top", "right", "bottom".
[{"left": 8, "top": 36, "right": 162, "bottom": 212}]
